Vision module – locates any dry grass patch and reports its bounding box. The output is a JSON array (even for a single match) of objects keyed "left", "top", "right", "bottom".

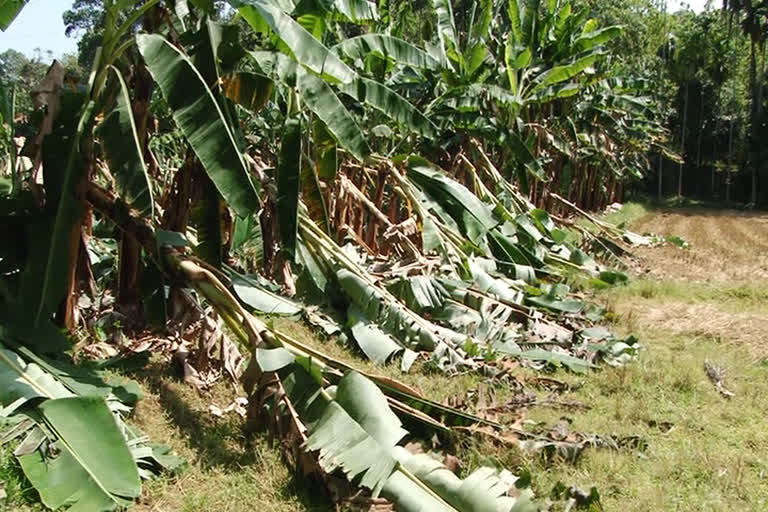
[{"left": 630, "top": 209, "right": 768, "bottom": 282}]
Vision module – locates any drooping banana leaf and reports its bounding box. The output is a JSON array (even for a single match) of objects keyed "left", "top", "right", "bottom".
[
  {"left": 0, "top": 345, "right": 71, "bottom": 416},
  {"left": 347, "top": 303, "right": 408, "bottom": 367},
  {"left": 271, "top": 358, "right": 537, "bottom": 510},
  {"left": 406, "top": 156, "right": 499, "bottom": 243},
  {"left": 332, "top": 34, "right": 440, "bottom": 70},
  {"left": 339, "top": 77, "right": 438, "bottom": 138},
  {"left": 386, "top": 275, "right": 449, "bottom": 312},
  {"left": 236, "top": 0, "right": 356, "bottom": 84},
  {"left": 0, "top": 342, "right": 144, "bottom": 511},
  {"left": 530, "top": 53, "right": 599, "bottom": 93},
  {"left": 136, "top": 33, "right": 259, "bottom": 217},
  {"left": 230, "top": 272, "right": 303, "bottom": 315},
  {"left": 297, "top": 67, "right": 369, "bottom": 161},
  {"left": 327, "top": 0, "right": 378, "bottom": 22},
  {"left": 384, "top": 447, "right": 537, "bottom": 512},
  {"left": 276, "top": 116, "right": 302, "bottom": 257},
  {"left": 17, "top": 396, "right": 142, "bottom": 511},
  {"left": 0, "top": 0, "right": 28, "bottom": 30},
  {"left": 573, "top": 26, "right": 622, "bottom": 52},
  {"left": 279, "top": 363, "right": 401, "bottom": 496},
  {"left": 431, "top": 0, "right": 459, "bottom": 66},
  {"left": 96, "top": 66, "right": 154, "bottom": 217}
]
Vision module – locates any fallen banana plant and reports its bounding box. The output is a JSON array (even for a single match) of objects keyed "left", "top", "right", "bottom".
[
  {"left": 246, "top": 348, "right": 539, "bottom": 511},
  {"left": 86, "top": 184, "right": 637, "bottom": 509},
  {"left": 288, "top": 196, "right": 637, "bottom": 375}
]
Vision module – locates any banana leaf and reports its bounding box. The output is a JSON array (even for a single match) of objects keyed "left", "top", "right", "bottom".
[
  {"left": 137, "top": 33, "right": 259, "bottom": 217},
  {"left": 17, "top": 396, "right": 142, "bottom": 511},
  {"left": 339, "top": 77, "right": 438, "bottom": 138},
  {"left": 236, "top": 0, "right": 356, "bottom": 83},
  {"left": 0, "top": 343, "right": 144, "bottom": 511},
  {"left": 269, "top": 357, "right": 537, "bottom": 510},
  {"left": 333, "top": 34, "right": 439, "bottom": 70},
  {"left": 297, "top": 67, "right": 369, "bottom": 161},
  {"left": 0, "top": 0, "right": 28, "bottom": 30},
  {"left": 96, "top": 66, "right": 154, "bottom": 217},
  {"left": 276, "top": 117, "right": 302, "bottom": 259},
  {"left": 406, "top": 156, "right": 499, "bottom": 244}
]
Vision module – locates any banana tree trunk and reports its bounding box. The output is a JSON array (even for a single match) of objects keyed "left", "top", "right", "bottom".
[{"left": 117, "top": 57, "right": 155, "bottom": 315}]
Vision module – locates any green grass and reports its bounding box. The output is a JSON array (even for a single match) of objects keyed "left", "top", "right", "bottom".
[
  {"left": 605, "top": 279, "right": 768, "bottom": 313},
  {"left": 126, "top": 365, "right": 331, "bottom": 512},
  {"left": 598, "top": 202, "right": 649, "bottom": 228},
  {"left": 0, "top": 439, "right": 41, "bottom": 511},
  {"left": 521, "top": 317, "right": 768, "bottom": 511}
]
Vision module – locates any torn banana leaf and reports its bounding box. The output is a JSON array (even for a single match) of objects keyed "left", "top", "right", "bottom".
[
  {"left": 261, "top": 349, "right": 538, "bottom": 510},
  {"left": 16, "top": 396, "right": 142, "bottom": 511}
]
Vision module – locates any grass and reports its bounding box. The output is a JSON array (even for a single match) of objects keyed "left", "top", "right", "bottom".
[
  {"left": 126, "top": 366, "right": 331, "bottom": 512},
  {"left": 0, "top": 440, "right": 41, "bottom": 511},
  {"left": 2, "top": 203, "right": 767, "bottom": 511}
]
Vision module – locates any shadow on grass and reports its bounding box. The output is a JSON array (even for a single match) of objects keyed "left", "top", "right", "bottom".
[{"left": 129, "top": 363, "right": 332, "bottom": 511}]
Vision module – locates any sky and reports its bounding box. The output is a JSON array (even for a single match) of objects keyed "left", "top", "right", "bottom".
[
  {"left": 0, "top": 0, "right": 711, "bottom": 62},
  {"left": 0, "top": 0, "right": 78, "bottom": 60}
]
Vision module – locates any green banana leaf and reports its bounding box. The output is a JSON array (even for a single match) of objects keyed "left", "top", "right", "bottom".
[
  {"left": 333, "top": 34, "right": 440, "bottom": 70},
  {"left": 339, "top": 77, "right": 438, "bottom": 138},
  {"left": 137, "top": 33, "right": 259, "bottom": 217},
  {"left": 0, "top": 343, "right": 144, "bottom": 510},
  {"left": 276, "top": 117, "right": 302, "bottom": 257},
  {"left": 248, "top": 50, "right": 299, "bottom": 85},
  {"left": 574, "top": 26, "right": 622, "bottom": 52},
  {"left": 0, "top": 345, "right": 71, "bottom": 416},
  {"left": 96, "top": 66, "right": 154, "bottom": 217},
  {"left": 0, "top": 0, "right": 28, "bottom": 30},
  {"left": 387, "top": 275, "right": 448, "bottom": 312},
  {"left": 297, "top": 67, "right": 369, "bottom": 161},
  {"left": 347, "top": 303, "right": 407, "bottom": 366},
  {"left": 276, "top": 362, "right": 536, "bottom": 510},
  {"left": 231, "top": 273, "right": 303, "bottom": 315},
  {"left": 18, "top": 396, "right": 141, "bottom": 511},
  {"left": 533, "top": 53, "right": 599, "bottom": 91},
  {"left": 407, "top": 156, "right": 499, "bottom": 243},
  {"left": 327, "top": 0, "right": 378, "bottom": 22},
  {"left": 432, "top": 0, "right": 458, "bottom": 65},
  {"left": 384, "top": 447, "right": 537, "bottom": 512},
  {"left": 237, "top": 0, "right": 356, "bottom": 83}
]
